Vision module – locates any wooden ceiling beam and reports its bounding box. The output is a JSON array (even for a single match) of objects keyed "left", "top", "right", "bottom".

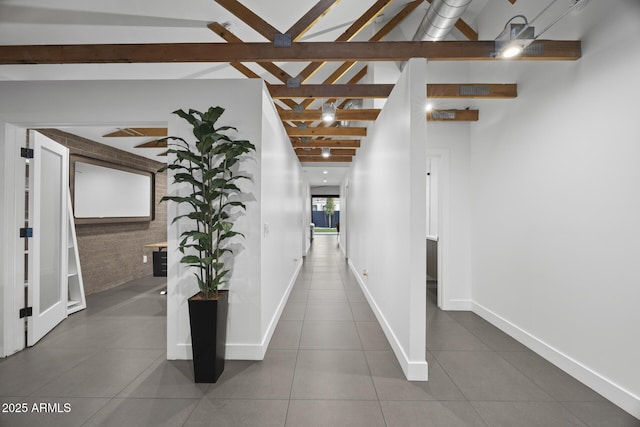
[
  {"left": 103, "top": 128, "right": 167, "bottom": 137},
  {"left": 292, "top": 140, "right": 361, "bottom": 148},
  {"left": 299, "top": 0, "right": 421, "bottom": 102},
  {"left": 214, "top": 0, "right": 280, "bottom": 42},
  {"left": 428, "top": 83, "right": 517, "bottom": 98},
  {"left": 295, "top": 148, "right": 356, "bottom": 156},
  {"left": 134, "top": 139, "right": 168, "bottom": 148},
  {"left": 375, "top": 0, "right": 423, "bottom": 41},
  {"left": 302, "top": 64, "right": 368, "bottom": 109},
  {"left": 0, "top": 40, "right": 581, "bottom": 64},
  {"left": 270, "top": 84, "right": 393, "bottom": 99},
  {"left": 298, "top": 155, "right": 352, "bottom": 163},
  {"left": 284, "top": 108, "right": 479, "bottom": 123},
  {"left": 287, "top": 0, "right": 342, "bottom": 42},
  {"left": 273, "top": 83, "right": 518, "bottom": 100},
  {"left": 298, "top": 0, "right": 394, "bottom": 82},
  {"left": 287, "top": 127, "right": 366, "bottom": 137},
  {"left": 281, "top": 109, "right": 379, "bottom": 122},
  {"left": 208, "top": 22, "right": 292, "bottom": 84}
]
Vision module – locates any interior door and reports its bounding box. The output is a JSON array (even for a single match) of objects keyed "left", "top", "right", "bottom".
[{"left": 27, "top": 130, "right": 69, "bottom": 346}]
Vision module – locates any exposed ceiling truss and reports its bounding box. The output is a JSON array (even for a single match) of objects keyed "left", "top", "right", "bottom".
[{"left": 5, "top": 0, "right": 581, "bottom": 163}]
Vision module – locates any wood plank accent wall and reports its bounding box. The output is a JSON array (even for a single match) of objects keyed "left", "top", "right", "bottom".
[{"left": 39, "top": 129, "right": 167, "bottom": 296}]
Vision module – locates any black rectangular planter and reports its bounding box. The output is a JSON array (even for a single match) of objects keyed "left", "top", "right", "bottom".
[{"left": 187, "top": 290, "right": 229, "bottom": 383}]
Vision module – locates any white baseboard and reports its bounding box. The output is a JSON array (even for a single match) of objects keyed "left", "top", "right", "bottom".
[
  {"left": 472, "top": 301, "right": 640, "bottom": 420},
  {"left": 348, "top": 260, "right": 428, "bottom": 381},
  {"left": 169, "top": 259, "right": 303, "bottom": 361}
]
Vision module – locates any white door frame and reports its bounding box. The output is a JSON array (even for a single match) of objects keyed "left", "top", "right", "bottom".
[
  {"left": 426, "top": 149, "right": 450, "bottom": 309},
  {"left": 27, "top": 130, "right": 69, "bottom": 346}
]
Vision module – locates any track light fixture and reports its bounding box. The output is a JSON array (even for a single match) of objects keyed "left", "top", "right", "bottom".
[
  {"left": 321, "top": 148, "right": 331, "bottom": 158},
  {"left": 322, "top": 102, "right": 336, "bottom": 123},
  {"left": 495, "top": 0, "right": 590, "bottom": 59}
]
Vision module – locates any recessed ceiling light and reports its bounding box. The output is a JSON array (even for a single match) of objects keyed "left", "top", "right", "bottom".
[
  {"left": 425, "top": 103, "right": 434, "bottom": 112},
  {"left": 323, "top": 170, "right": 328, "bottom": 174}
]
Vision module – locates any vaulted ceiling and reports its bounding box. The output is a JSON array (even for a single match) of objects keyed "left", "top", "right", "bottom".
[{"left": 0, "top": 0, "right": 581, "bottom": 171}]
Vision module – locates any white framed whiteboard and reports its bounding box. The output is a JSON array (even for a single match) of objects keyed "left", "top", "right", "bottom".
[{"left": 71, "top": 156, "right": 154, "bottom": 223}]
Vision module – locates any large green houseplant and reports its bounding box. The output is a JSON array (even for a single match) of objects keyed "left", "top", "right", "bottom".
[{"left": 160, "top": 106, "right": 255, "bottom": 382}]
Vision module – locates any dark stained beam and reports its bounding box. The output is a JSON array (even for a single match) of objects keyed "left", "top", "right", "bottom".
[
  {"left": 280, "top": 109, "right": 380, "bottom": 122},
  {"left": 292, "top": 140, "right": 361, "bottom": 148},
  {"left": 298, "top": 0, "right": 394, "bottom": 82},
  {"left": 214, "top": 0, "right": 280, "bottom": 42},
  {"left": 295, "top": 148, "right": 356, "bottom": 156},
  {"left": 427, "top": 83, "right": 517, "bottom": 98},
  {"left": 103, "top": 128, "right": 167, "bottom": 137},
  {"left": 135, "top": 139, "right": 168, "bottom": 148},
  {"left": 208, "top": 22, "right": 292, "bottom": 84},
  {"left": 0, "top": 40, "right": 582, "bottom": 64},
  {"left": 298, "top": 155, "right": 352, "bottom": 163},
  {"left": 270, "top": 84, "right": 393, "bottom": 99},
  {"left": 287, "top": 0, "right": 342, "bottom": 42},
  {"left": 287, "top": 127, "right": 366, "bottom": 137}
]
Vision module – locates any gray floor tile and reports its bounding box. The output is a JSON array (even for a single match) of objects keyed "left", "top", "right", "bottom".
[
  {"left": 291, "top": 350, "right": 377, "bottom": 400},
  {"left": 280, "top": 302, "right": 306, "bottom": 320},
  {"left": 471, "top": 401, "right": 588, "bottom": 427},
  {"left": 286, "top": 400, "right": 386, "bottom": 427},
  {"left": 207, "top": 349, "right": 297, "bottom": 399},
  {"left": 0, "top": 347, "right": 98, "bottom": 396},
  {"left": 184, "top": 398, "right": 288, "bottom": 427},
  {"left": 288, "top": 288, "right": 309, "bottom": 302},
  {"left": 269, "top": 321, "right": 303, "bottom": 349},
  {"left": 299, "top": 321, "right": 362, "bottom": 350},
  {"left": 346, "top": 288, "right": 367, "bottom": 302},
  {"left": 108, "top": 318, "right": 166, "bottom": 349},
  {"left": 117, "top": 358, "right": 209, "bottom": 398},
  {"left": 499, "top": 351, "right": 605, "bottom": 402},
  {"left": 0, "top": 397, "right": 109, "bottom": 427},
  {"left": 562, "top": 401, "right": 640, "bottom": 427},
  {"left": 449, "top": 312, "right": 528, "bottom": 352},
  {"left": 380, "top": 401, "right": 489, "bottom": 427},
  {"left": 309, "top": 280, "right": 345, "bottom": 290},
  {"left": 427, "top": 319, "right": 492, "bottom": 351},
  {"left": 83, "top": 397, "right": 198, "bottom": 427},
  {"left": 304, "top": 302, "right": 354, "bottom": 321},
  {"left": 356, "top": 321, "right": 391, "bottom": 350},
  {"left": 350, "top": 302, "right": 376, "bottom": 321},
  {"left": 366, "top": 350, "right": 466, "bottom": 401},
  {"left": 433, "top": 351, "right": 554, "bottom": 401},
  {"left": 31, "top": 349, "right": 163, "bottom": 398},
  {"left": 307, "top": 289, "right": 348, "bottom": 302}
]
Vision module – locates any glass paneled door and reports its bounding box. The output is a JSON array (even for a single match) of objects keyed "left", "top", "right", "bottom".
[{"left": 26, "top": 131, "right": 69, "bottom": 346}]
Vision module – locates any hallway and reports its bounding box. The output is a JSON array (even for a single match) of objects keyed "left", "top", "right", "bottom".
[{"left": 0, "top": 235, "right": 636, "bottom": 426}]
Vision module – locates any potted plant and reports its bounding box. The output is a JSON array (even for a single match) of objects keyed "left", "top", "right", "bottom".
[{"left": 159, "top": 106, "right": 255, "bottom": 383}]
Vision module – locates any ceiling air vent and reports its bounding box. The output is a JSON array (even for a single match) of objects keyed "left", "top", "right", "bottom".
[
  {"left": 459, "top": 85, "right": 490, "bottom": 96},
  {"left": 431, "top": 111, "right": 457, "bottom": 120}
]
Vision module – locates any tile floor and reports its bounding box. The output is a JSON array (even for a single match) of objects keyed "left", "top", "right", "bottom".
[{"left": 1, "top": 235, "right": 637, "bottom": 426}]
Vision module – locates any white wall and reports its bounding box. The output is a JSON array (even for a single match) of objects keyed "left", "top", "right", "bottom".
[
  {"left": 258, "top": 86, "right": 305, "bottom": 354},
  {"left": 0, "top": 79, "right": 305, "bottom": 362},
  {"left": 425, "top": 61, "right": 474, "bottom": 311},
  {"left": 470, "top": 0, "right": 640, "bottom": 418},
  {"left": 347, "top": 59, "right": 428, "bottom": 380}
]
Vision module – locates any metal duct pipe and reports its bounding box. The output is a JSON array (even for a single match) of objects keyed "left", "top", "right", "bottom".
[{"left": 413, "top": 0, "right": 473, "bottom": 41}]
